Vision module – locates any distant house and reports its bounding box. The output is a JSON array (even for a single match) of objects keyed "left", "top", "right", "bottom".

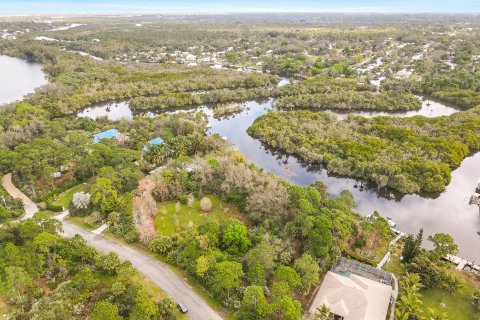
[
  {"left": 309, "top": 258, "right": 393, "bottom": 320},
  {"left": 143, "top": 137, "right": 164, "bottom": 151},
  {"left": 93, "top": 129, "right": 120, "bottom": 144}
]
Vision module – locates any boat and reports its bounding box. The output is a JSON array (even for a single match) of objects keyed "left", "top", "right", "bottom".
[{"left": 476, "top": 179, "right": 480, "bottom": 194}]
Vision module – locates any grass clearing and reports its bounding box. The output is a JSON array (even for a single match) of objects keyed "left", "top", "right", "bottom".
[
  {"left": 420, "top": 270, "right": 480, "bottom": 320},
  {"left": 383, "top": 254, "right": 404, "bottom": 275},
  {"left": 51, "top": 183, "right": 89, "bottom": 208},
  {"left": 66, "top": 215, "right": 101, "bottom": 231},
  {"left": 155, "top": 195, "right": 243, "bottom": 236},
  {"left": 368, "top": 238, "right": 391, "bottom": 264},
  {"left": 0, "top": 298, "right": 8, "bottom": 320}
]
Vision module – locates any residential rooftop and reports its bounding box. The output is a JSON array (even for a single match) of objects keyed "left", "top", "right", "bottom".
[{"left": 93, "top": 128, "right": 120, "bottom": 144}]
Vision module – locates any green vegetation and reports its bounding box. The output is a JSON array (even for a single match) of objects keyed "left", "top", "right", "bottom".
[
  {"left": 274, "top": 90, "right": 421, "bottom": 110},
  {"left": 248, "top": 108, "right": 480, "bottom": 193},
  {"left": 155, "top": 195, "right": 242, "bottom": 236},
  {"left": 0, "top": 42, "right": 278, "bottom": 116},
  {"left": 0, "top": 214, "right": 182, "bottom": 319},
  {"left": 129, "top": 77, "right": 421, "bottom": 113},
  {"left": 348, "top": 212, "right": 395, "bottom": 264},
  {"left": 385, "top": 68, "right": 480, "bottom": 110},
  {"left": 394, "top": 229, "right": 480, "bottom": 320},
  {"left": 0, "top": 185, "right": 23, "bottom": 222},
  {"left": 420, "top": 271, "right": 479, "bottom": 320},
  {"left": 1, "top": 13, "right": 479, "bottom": 319},
  {"left": 51, "top": 183, "right": 89, "bottom": 208},
  {"left": 143, "top": 149, "right": 383, "bottom": 318}
]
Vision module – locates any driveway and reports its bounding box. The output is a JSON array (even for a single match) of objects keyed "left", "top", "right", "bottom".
[
  {"left": 2, "top": 174, "right": 222, "bottom": 320},
  {"left": 2, "top": 173, "right": 39, "bottom": 220}
]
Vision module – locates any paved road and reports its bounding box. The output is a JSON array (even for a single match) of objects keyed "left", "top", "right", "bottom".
[
  {"left": 2, "top": 174, "right": 222, "bottom": 320},
  {"left": 57, "top": 213, "right": 222, "bottom": 320}
]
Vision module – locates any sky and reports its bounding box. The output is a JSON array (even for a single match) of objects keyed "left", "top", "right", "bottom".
[{"left": 0, "top": 0, "right": 479, "bottom": 14}]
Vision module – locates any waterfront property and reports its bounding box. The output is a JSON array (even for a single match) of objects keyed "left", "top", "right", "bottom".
[
  {"left": 443, "top": 254, "right": 480, "bottom": 273},
  {"left": 93, "top": 128, "right": 120, "bottom": 144},
  {"left": 309, "top": 258, "right": 393, "bottom": 320}
]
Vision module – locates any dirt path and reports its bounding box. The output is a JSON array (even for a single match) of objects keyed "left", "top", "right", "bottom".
[
  {"left": 2, "top": 174, "right": 222, "bottom": 320},
  {"left": 133, "top": 177, "right": 157, "bottom": 243},
  {"left": 2, "top": 173, "right": 39, "bottom": 220}
]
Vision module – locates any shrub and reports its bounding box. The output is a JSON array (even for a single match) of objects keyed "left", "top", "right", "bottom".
[
  {"left": 178, "top": 194, "right": 189, "bottom": 205},
  {"left": 72, "top": 192, "right": 91, "bottom": 210},
  {"left": 200, "top": 197, "right": 213, "bottom": 212},
  {"left": 149, "top": 236, "right": 174, "bottom": 254},
  {"left": 344, "top": 251, "right": 376, "bottom": 266},
  {"left": 46, "top": 202, "right": 63, "bottom": 212}
]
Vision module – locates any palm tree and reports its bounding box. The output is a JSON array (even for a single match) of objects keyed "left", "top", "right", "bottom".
[
  {"left": 146, "top": 145, "right": 165, "bottom": 165},
  {"left": 396, "top": 290, "right": 423, "bottom": 318},
  {"left": 315, "top": 304, "right": 331, "bottom": 320},
  {"left": 426, "top": 308, "right": 448, "bottom": 320},
  {"left": 396, "top": 272, "right": 424, "bottom": 320},
  {"left": 403, "top": 272, "right": 423, "bottom": 292}
]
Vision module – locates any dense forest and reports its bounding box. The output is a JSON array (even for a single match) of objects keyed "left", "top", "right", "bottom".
[
  {"left": 248, "top": 108, "right": 480, "bottom": 193},
  {"left": 0, "top": 13, "right": 479, "bottom": 320},
  {"left": 0, "top": 215, "right": 181, "bottom": 319}
]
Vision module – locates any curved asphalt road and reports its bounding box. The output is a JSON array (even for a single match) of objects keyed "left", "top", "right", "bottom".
[{"left": 2, "top": 174, "right": 222, "bottom": 320}]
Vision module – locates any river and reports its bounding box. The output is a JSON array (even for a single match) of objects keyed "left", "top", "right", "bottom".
[
  {"left": 0, "top": 55, "right": 47, "bottom": 105},
  {"left": 78, "top": 96, "right": 480, "bottom": 260},
  {"left": 3, "top": 53, "right": 478, "bottom": 260}
]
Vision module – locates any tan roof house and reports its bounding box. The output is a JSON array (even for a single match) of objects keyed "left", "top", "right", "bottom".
[{"left": 309, "top": 258, "right": 393, "bottom": 320}]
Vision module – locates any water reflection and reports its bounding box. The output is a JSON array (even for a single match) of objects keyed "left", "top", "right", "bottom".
[
  {"left": 77, "top": 101, "right": 133, "bottom": 120},
  {"left": 0, "top": 55, "right": 47, "bottom": 105},
  {"left": 332, "top": 98, "right": 459, "bottom": 120},
  {"left": 77, "top": 98, "right": 480, "bottom": 259}
]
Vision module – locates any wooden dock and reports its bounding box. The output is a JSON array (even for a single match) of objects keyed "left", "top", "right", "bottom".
[
  {"left": 443, "top": 254, "right": 479, "bottom": 272},
  {"left": 456, "top": 259, "right": 468, "bottom": 270}
]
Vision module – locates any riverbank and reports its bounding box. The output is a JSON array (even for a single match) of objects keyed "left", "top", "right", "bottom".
[
  {"left": 74, "top": 97, "right": 480, "bottom": 260},
  {"left": 0, "top": 55, "right": 47, "bottom": 106}
]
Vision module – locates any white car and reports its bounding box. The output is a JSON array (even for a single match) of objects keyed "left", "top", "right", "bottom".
[{"left": 177, "top": 302, "right": 188, "bottom": 313}]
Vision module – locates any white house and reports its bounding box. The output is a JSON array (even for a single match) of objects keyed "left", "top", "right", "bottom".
[{"left": 309, "top": 258, "right": 393, "bottom": 320}]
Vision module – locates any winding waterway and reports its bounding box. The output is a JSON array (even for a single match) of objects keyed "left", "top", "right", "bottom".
[
  {"left": 78, "top": 96, "right": 480, "bottom": 260},
  {"left": 4, "top": 53, "right": 478, "bottom": 262},
  {"left": 0, "top": 55, "right": 47, "bottom": 105}
]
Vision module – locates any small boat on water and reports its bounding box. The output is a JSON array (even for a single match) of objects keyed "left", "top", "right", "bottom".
[{"left": 476, "top": 179, "right": 480, "bottom": 194}]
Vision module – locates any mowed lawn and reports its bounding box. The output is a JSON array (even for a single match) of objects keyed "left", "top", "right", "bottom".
[
  {"left": 155, "top": 196, "right": 243, "bottom": 236},
  {"left": 420, "top": 270, "right": 480, "bottom": 320},
  {"left": 51, "top": 183, "right": 89, "bottom": 208}
]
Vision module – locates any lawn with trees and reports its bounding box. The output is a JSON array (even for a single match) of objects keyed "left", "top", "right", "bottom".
[
  {"left": 394, "top": 230, "right": 480, "bottom": 320},
  {"left": 0, "top": 214, "right": 183, "bottom": 319}
]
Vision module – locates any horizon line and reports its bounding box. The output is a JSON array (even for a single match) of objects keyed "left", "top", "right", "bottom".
[{"left": 1, "top": 11, "right": 480, "bottom": 15}]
